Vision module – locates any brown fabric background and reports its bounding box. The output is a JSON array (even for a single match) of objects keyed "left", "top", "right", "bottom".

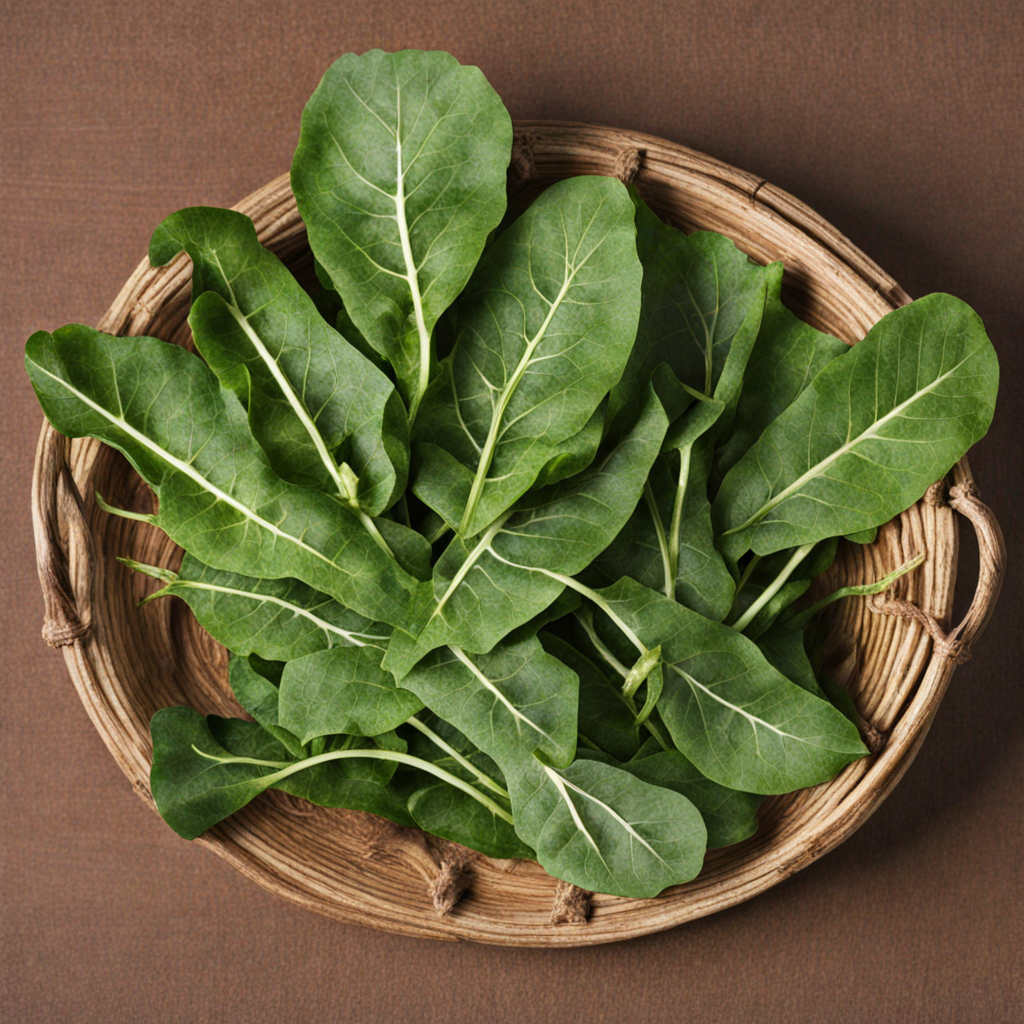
[{"left": 2, "top": 2, "right": 1021, "bottom": 1020}]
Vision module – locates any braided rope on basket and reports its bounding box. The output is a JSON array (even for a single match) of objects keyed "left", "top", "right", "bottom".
[{"left": 31, "top": 123, "right": 1005, "bottom": 946}]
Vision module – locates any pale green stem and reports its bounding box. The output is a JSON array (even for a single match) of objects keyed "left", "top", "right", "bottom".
[
  {"left": 667, "top": 445, "right": 693, "bottom": 591},
  {"left": 731, "top": 542, "right": 815, "bottom": 633},
  {"left": 425, "top": 520, "right": 452, "bottom": 545},
  {"left": 95, "top": 492, "right": 156, "bottom": 523},
  {"left": 191, "top": 744, "right": 514, "bottom": 824},
  {"left": 783, "top": 551, "right": 926, "bottom": 632},
  {"left": 642, "top": 481, "right": 674, "bottom": 600},
  {"left": 406, "top": 715, "right": 509, "bottom": 798},
  {"left": 574, "top": 609, "right": 631, "bottom": 678},
  {"left": 574, "top": 618, "right": 672, "bottom": 752}
]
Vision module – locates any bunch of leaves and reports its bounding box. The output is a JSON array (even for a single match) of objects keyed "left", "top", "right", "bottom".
[{"left": 25, "top": 49, "right": 999, "bottom": 900}]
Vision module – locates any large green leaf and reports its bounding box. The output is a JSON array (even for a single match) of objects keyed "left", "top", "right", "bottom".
[
  {"left": 714, "top": 265, "right": 848, "bottom": 478},
  {"left": 384, "top": 385, "right": 667, "bottom": 677},
  {"left": 591, "top": 577, "right": 868, "bottom": 793},
  {"left": 510, "top": 756, "right": 706, "bottom": 898},
  {"left": 413, "top": 175, "right": 643, "bottom": 537},
  {"left": 608, "top": 191, "right": 769, "bottom": 435},
  {"left": 291, "top": 49, "right": 512, "bottom": 421},
  {"left": 127, "top": 554, "right": 389, "bottom": 662},
  {"left": 714, "top": 294, "right": 999, "bottom": 558},
  {"left": 26, "top": 328, "right": 421, "bottom": 627},
  {"left": 149, "top": 206, "right": 408, "bottom": 515},
  {"left": 150, "top": 708, "right": 409, "bottom": 839},
  {"left": 278, "top": 646, "right": 423, "bottom": 744}
]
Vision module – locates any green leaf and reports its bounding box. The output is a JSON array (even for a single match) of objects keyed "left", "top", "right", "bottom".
[
  {"left": 149, "top": 206, "right": 408, "bottom": 515},
  {"left": 413, "top": 175, "right": 643, "bottom": 537},
  {"left": 151, "top": 707, "right": 283, "bottom": 839},
  {"left": 127, "top": 553, "right": 390, "bottom": 662},
  {"left": 384, "top": 384, "right": 667, "bottom": 677},
  {"left": 589, "top": 396, "right": 734, "bottom": 619},
  {"left": 26, "top": 327, "right": 422, "bottom": 627},
  {"left": 754, "top": 625, "right": 826, "bottom": 699},
  {"left": 511, "top": 757, "right": 706, "bottom": 898},
  {"left": 152, "top": 707, "right": 519, "bottom": 839},
  {"left": 400, "top": 636, "right": 579, "bottom": 771},
  {"left": 277, "top": 646, "right": 423, "bottom": 744},
  {"left": 228, "top": 655, "right": 306, "bottom": 758},
  {"left": 608, "top": 191, "right": 769, "bottom": 435},
  {"left": 714, "top": 294, "right": 1000, "bottom": 558},
  {"left": 207, "top": 718, "right": 417, "bottom": 827},
  {"left": 591, "top": 577, "right": 868, "bottom": 793},
  {"left": 540, "top": 632, "right": 641, "bottom": 762},
  {"left": 714, "top": 264, "right": 848, "bottom": 478},
  {"left": 622, "top": 750, "right": 761, "bottom": 849},
  {"left": 406, "top": 782, "right": 532, "bottom": 859},
  {"left": 291, "top": 49, "right": 512, "bottom": 422}
]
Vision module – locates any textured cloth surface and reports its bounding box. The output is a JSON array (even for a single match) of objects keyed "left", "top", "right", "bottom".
[{"left": 2, "top": 2, "right": 1021, "bottom": 1021}]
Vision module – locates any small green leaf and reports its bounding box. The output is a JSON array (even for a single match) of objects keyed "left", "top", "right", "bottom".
[{"left": 278, "top": 646, "right": 423, "bottom": 744}]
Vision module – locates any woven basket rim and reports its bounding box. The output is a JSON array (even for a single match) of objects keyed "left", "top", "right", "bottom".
[{"left": 30, "top": 121, "right": 1005, "bottom": 946}]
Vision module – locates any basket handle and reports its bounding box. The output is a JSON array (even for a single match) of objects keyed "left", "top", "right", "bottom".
[
  {"left": 872, "top": 472, "right": 1006, "bottom": 664},
  {"left": 31, "top": 424, "right": 94, "bottom": 647},
  {"left": 944, "top": 476, "right": 1006, "bottom": 662}
]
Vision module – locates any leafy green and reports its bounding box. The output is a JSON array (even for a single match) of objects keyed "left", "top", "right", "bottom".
[
  {"left": 714, "top": 265, "right": 848, "bottom": 478},
  {"left": 589, "top": 577, "right": 868, "bottom": 793},
  {"left": 413, "top": 175, "right": 643, "bottom": 537},
  {"left": 29, "top": 49, "right": 1001, "bottom": 901},
  {"left": 384, "top": 384, "right": 667, "bottom": 676},
  {"left": 714, "top": 293, "right": 999, "bottom": 558},
  {"left": 510, "top": 756, "right": 707, "bottom": 897},
  {"left": 291, "top": 49, "right": 512, "bottom": 422},
  {"left": 622, "top": 749, "right": 761, "bottom": 848},
  {"left": 149, "top": 206, "right": 408, "bottom": 515},
  {"left": 25, "top": 328, "right": 422, "bottom": 627},
  {"left": 277, "top": 646, "right": 423, "bottom": 744},
  {"left": 126, "top": 554, "right": 389, "bottom": 662}
]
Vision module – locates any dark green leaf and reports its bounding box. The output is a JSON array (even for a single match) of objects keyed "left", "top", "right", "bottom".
[{"left": 149, "top": 206, "right": 408, "bottom": 514}]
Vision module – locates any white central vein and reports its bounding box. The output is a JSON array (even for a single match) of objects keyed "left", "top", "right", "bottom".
[
  {"left": 541, "top": 765, "right": 607, "bottom": 865},
  {"left": 427, "top": 515, "right": 509, "bottom": 622},
  {"left": 33, "top": 364, "right": 345, "bottom": 570},
  {"left": 668, "top": 664, "right": 802, "bottom": 741},
  {"left": 458, "top": 268, "right": 579, "bottom": 535},
  {"left": 166, "top": 580, "right": 386, "bottom": 647},
  {"left": 392, "top": 85, "right": 432, "bottom": 426},
  {"left": 222, "top": 302, "right": 345, "bottom": 497},
  {"left": 448, "top": 645, "right": 561, "bottom": 748},
  {"left": 727, "top": 353, "right": 974, "bottom": 535}
]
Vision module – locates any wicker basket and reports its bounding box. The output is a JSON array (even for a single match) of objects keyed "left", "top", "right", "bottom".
[{"left": 31, "top": 122, "right": 1005, "bottom": 947}]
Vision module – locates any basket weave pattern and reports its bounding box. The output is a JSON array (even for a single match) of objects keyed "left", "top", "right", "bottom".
[{"left": 31, "top": 123, "right": 1005, "bottom": 946}]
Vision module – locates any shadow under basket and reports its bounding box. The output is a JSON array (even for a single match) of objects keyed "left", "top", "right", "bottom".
[{"left": 31, "top": 122, "right": 1005, "bottom": 947}]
